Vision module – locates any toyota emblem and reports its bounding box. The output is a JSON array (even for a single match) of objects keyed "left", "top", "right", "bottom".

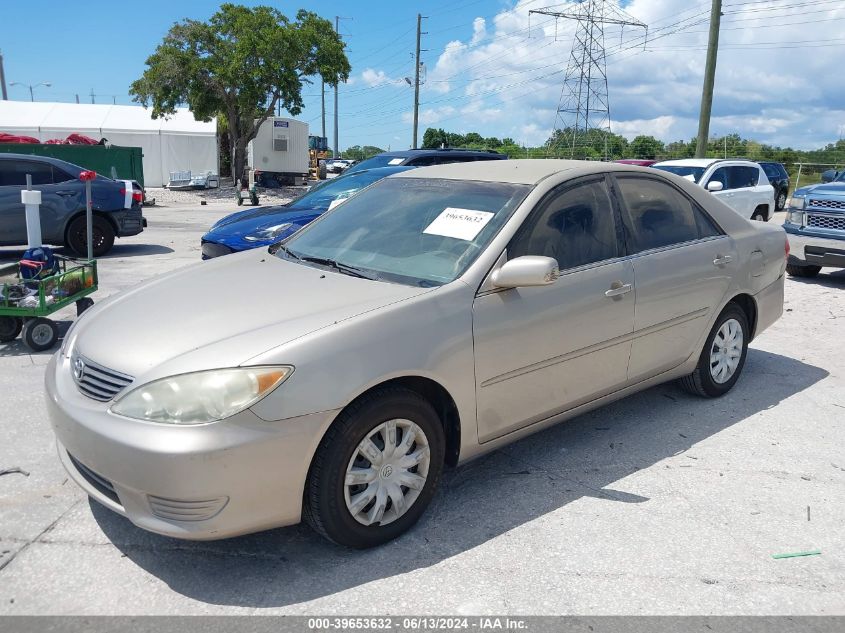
[{"left": 72, "top": 357, "right": 86, "bottom": 381}]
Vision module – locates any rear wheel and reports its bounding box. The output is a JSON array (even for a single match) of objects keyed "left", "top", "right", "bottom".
[
  {"left": 21, "top": 317, "right": 59, "bottom": 352},
  {"left": 751, "top": 206, "right": 768, "bottom": 221},
  {"left": 0, "top": 316, "right": 23, "bottom": 343},
  {"left": 66, "top": 215, "right": 115, "bottom": 257},
  {"left": 776, "top": 190, "right": 787, "bottom": 211},
  {"left": 786, "top": 263, "right": 821, "bottom": 278},
  {"left": 304, "top": 387, "right": 445, "bottom": 548},
  {"left": 679, "top": 303, "right": 749, "bottom": 398}
]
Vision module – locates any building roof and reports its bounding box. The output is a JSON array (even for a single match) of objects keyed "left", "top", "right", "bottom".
[{"left": 0, "top": 101, "right": 216, "bottom": 137}]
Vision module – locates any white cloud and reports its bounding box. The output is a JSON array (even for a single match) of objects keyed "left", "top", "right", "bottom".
[
  {"left": 360, "top": 68, "right": 401, "bottom": 87},
  {"left": 404, "top": 0, "right": 845, "bottom": 150}
]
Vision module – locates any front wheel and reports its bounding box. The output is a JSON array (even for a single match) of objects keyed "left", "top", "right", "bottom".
[
  {"left": 304, "top": 387, "right": 445, "bottom": 548},
  {"left": 66, "top": 215, "right": 115, "bottom": 257},
  {"left": 679, "top": 303, "right": 749, "bottom": 398}
]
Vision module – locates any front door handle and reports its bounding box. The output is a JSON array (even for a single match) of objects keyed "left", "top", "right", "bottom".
[
  {"left": 605, "top": 281, "right": 632, "bottom": 298},
  {"left": 713, "top": 254, "right": 733, "bottom": 266},
  {"left": 55, "top": 190, "right": 76, "bottom": 196}
]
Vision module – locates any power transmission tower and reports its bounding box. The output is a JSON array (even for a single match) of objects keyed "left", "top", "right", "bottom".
[{"left": 530, "top": 1, "right": 646, "bottom": 160}]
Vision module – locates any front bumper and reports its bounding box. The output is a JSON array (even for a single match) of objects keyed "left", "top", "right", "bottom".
[
  {"left": 784, "top": 224, "right": 845, "bottom": 268},
  {"left": 45, "top": 352, "right": 338, "bottom": 540}
]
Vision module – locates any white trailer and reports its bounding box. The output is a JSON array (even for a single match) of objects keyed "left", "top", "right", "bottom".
[{"left": 247, "top": 117, "right": 309, "bottom": 187}]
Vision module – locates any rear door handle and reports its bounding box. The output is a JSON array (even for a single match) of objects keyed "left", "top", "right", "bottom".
[
  {"left": 713, "top": 254, "right": 733, "bottom": 266},
  {"left": 605, "top": 282, "right": 632, "bottom": 298},
  {"left": 56, "top": 190, "right": 76, "bottom": 196}
]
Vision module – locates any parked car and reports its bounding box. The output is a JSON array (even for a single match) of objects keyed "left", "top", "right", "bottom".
[
  {"left": 344, "top": 148, "right": 507, "bottom": 175},
  {"left": 47, "top": 160, "right": 786, "bottom": 548},
  {"left": 783, "top": 169, "right": 845, "bottom": 278},
  {"left": 758, "top": 161, "right": 790, "bottom": 211},
  {"left": 653, "top": 158, "right": 774, "bottom": 221},
  {"left": 201, "top": 165, "right": 414, "bottom": 259},
  {"left": 614, "top": 159, "right": 658, "bottom": 167},
  {"left": 0, "top": 153, "right": 145, "bottom": 256}
]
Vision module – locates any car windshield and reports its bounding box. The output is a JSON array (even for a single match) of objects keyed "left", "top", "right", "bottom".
[
  {"left": 287, "top": 169, "right": 396, "bottom": 211},
  {"left": 836, "top": 171, "right": 845, "bottom": 182},
  {"left": 652, "top": 165, "right": 707, "bottom": 183},
  {"left": 280, "top": 177, "right": 531, "bottom": 286},
  {"left": 344, "top": 154, "right": 403, "bottom": 174}
]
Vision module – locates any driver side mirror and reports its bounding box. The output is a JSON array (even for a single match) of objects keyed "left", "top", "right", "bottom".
[
  {"left": 491, "top": 256, "right": 560, "bottom": 289},
  {"left": 706, "top": 181, "right": 724, "bottom": 192}
]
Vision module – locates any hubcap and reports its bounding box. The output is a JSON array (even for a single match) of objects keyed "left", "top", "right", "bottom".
[
  {"left": 709, "top": 318, "right": 743, "bottom": 384},
  {"left": 344, "top": 418, "right": 431, "bottom": 527},
  {"left": 30, "top": 323, "right": 54, "bottom": 346}
]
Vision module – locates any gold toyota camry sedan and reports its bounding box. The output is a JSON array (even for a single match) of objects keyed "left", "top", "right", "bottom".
[{"left": 46, "top": 160, "right": 787, "bottom": 548}]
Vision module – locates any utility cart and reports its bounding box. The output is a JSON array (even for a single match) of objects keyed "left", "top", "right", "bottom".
[
  {"left": 0, "top": 170, "right": 99, "bottom": 351},
  {"left": 0, "top": 257, "right": 97, "bottom": 350}
]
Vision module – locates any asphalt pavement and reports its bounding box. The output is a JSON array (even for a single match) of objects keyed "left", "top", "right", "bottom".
[{"left": 0, "top": 205, "right": 843, "bottom": 615}]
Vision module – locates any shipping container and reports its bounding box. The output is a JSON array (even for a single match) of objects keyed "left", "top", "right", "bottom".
[
  {"left": 0, "top": 143, "right": 145, "bottom": 187},
  {"left": 247, "top": 118, "right": 309, "bottom": 186}
]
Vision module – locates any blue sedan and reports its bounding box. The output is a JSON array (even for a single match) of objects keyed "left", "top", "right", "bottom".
[{"left": 200, "top": 166, "right": 414, "bottom": 259}]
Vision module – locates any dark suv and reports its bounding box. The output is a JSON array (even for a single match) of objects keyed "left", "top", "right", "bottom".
[
  {"left": 344, "top": 148, "right": 507, "bottom": 175},
  {"left": 758, "top": 161, "right": 790, "bottom": 211},
  {"left": 0, "top": 154, "right": 145, "bottom": 256}
]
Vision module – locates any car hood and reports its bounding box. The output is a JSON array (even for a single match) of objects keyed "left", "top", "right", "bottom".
[
  {"left": 205, "top": 206, "right": 322, "bottom": 241},
  {"left": 795, "top": 182, "right": 845, "bottom": 197},
  {"left": 70, "top": 250, "right": 430, "bottom": 380}
]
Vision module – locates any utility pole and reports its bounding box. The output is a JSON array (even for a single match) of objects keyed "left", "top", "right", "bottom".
[
  {"left": 0, "top": 52, "right": 7, "bottom": 100},
  {"left": 334, "top": 16, "right": 340, "bottom": 158},
  {"left": 75, "top": 94, "right": 80, "bottom": 104},
  {"left": 321, "top": 78, "right": 326, "bottom": 140},
  {"left": 412, "top": 14, "right": 428, "bottom": 149},
  {"left": 90, "top": 89, "right": 95, "bottom": 104},
  {"left": 695, "top": 0, "right": 722, "bottom": 158}
]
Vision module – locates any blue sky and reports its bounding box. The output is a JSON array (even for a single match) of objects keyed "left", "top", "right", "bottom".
[{"left": 3, "top": 0, "right": 844, "bottom": 151}]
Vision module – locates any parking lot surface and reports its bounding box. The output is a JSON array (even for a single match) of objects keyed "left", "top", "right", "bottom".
[{"left": 0, "top": 205, "right": 843, "bottom": 615}]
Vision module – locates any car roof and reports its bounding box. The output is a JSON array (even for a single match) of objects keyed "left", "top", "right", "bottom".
[
  {"left": 389, "top": 158, "right": 652, "bottom": 185},
  {"left": 653, "top": 158, "right": 719, "bottom": 167},
  {"left": 376, "top": 148, "right": 504, "bottom": 159}
]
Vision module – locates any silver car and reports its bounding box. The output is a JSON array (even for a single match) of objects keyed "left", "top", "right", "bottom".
[{"left": 46, "top": 160, "right": 787, "bottom": 548}]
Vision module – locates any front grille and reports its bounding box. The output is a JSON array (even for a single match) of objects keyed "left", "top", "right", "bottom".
[
  {"left": 201, "top": 241, "right": 233, "bottom": 259},
  {"left": 68, "top": 452, "right": 121, "bottom": 506},
  {"left": 71, "top": 353, "right": 134, "bottom": 401},
  {"left": 148, "top": 495, "right": 229, "bottom": 522},
  {"left": 809, "top": 199, "right": 845, "bottom": 210},
  {"left": 807, "top": 213, "right": 845, "bottom": 232}
]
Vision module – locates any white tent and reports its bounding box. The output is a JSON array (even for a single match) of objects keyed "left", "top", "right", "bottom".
[{"left": 0, "top": 101, "right": 217, "bottom": 187}]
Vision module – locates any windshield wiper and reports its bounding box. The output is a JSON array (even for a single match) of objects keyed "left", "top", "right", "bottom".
[
  {"left": 299, "top": 255, "right": 380, "bottom": 280},
  {"left": 271, "top": 243, "right": 300, "bottom": 259}
]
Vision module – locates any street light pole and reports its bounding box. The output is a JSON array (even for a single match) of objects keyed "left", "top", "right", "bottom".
[{"left": 10, "top": 81, "right": 51, "bottom": 102}]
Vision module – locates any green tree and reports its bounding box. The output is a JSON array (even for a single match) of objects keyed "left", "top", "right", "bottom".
[
  {"left": 345, "top": 145, "right": 385, "bottom": 161},
  {"left": 628, "top": 135, "right": 665, "bottom": 159},
  {"left": 422, "top": 127, "right": 448, "bottom": 148},
  {"left": 130, "top": 4, "right": 350, "bottom": 181}
]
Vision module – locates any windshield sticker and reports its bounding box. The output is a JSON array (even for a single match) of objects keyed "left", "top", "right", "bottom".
[
  {"left": 388, "top": 158, "right": 404, "bottom": 165},
  {"left": 423, "top": 208, "right": 494, "bottom": 241}
]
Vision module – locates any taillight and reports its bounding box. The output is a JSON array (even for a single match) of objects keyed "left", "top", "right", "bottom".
[
  {"left": 132, "top": 190, "right": 143, "bottom": 203},
  {"left": 785, "top": 237, "right": 790, "bottom": 259}
]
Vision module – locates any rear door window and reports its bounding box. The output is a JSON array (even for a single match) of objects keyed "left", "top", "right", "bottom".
[
  {"left": 729, "top": 166, "right": 760, "bottom": 189},
  {"left": 616, "top": 176, "right": 721, "bottom": 253}
]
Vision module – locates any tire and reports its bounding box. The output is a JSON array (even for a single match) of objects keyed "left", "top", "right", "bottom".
[
  {"left": 0, "top": 316, "right": 22, "bottom": 343},
  {"left": 304, "top": 387, "right": 445, "bottom": 548},
  {"left": 318, "top": 163, "right": 327, "bottom": 180},
  {"left": 786, "top": 263, "right": 821, "bottom": 278},
  {"left": 679, "top": 303, "right": 749, "bottom": 398},
  {"left": 66, "top": 215, "right": 116, "bottom": 257},
  {"left": 21, "top": 317, "right": 59, "bottom": 352},
  {"left": 776, "top": 190, "right": 787, "bottom": 211}
]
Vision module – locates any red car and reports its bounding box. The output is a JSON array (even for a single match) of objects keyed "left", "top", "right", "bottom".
[{"left": 614, "top": 159, "right": 658, "bottom": 167}]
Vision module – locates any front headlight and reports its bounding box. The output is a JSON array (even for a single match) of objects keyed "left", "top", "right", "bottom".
[
  {"left": 787, "top": 210, "right": 806, "bottom": 225},
  {"left": 244, "top": 222, "right": 294, "bottom": 242},
  {"left": 110, "top": 366, "right": 293, "bottom": 424},
  {"left": 788, "top": 196, "right": 806, "bottom": 210}
]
